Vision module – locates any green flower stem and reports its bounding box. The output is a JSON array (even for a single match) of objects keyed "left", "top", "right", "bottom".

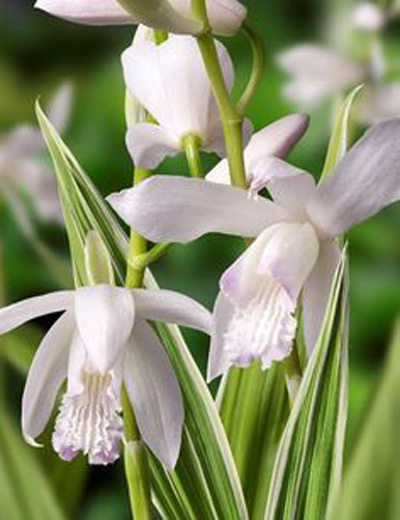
[
  {"left": 283, "top": 346, "right": 303, "bottom": 406},
  {"left": 182, "top": 134, "right": 204, "bottom": 178},
  {"left": 129, "top": 243, "right": 171, "bottom": 271},
  {"left": 123, "top": 166, "right": 153, "bottom": 520},
  {"left": 191, "top": 0, "right": 247, "bottom": 189},
  {"left": 237, "top": 20, "right": 266, "bottom": 115}
]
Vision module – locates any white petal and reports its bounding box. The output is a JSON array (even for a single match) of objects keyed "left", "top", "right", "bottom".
[
  {"left": 35, "top": 0, "right": 135, "bottom": 25},
  {"left": 257, "top": 223, "right": 320, "bottom": 300},
  {"left": 47, "top": 83, "right": 73, "bottom": 134},
  {"left": 133, "top": 289, "right": 211, "bottom": 333},
  {"left": 278, "top": 45, "right": 365, "bottom": 105},
  {"left": 126, "top": 125, "right": 179, "bottom": 170},
  {"left": 199, "top": 0, "right": 247, "bottom": 36},
  {"left": 22, "top": 312, "right": 74, "bottom": 445},
  {"left": 122, "top": 36, "right": 231, "bottom": 145},
  {"left": 302, "top": 240, "right": 342, "bottom": 355},
  {"left": 307, "top": 117, "right": 400, "bottom": 237},
  {"left": 74, "top": 286, "right": 135, "bottom": 373},
  {"left": 361, "top": 83, "right": 400, "bottom": 124},
  {"left": 107, "top": 176, "right": 289, "bottom": 243},
  {"left": 0, "top": 291, "right": 73, "bottom": 335},
  {"left": 266, "top": 159, "right": 317, "bottom": 218},
  {"left": 6, "top": 125, "right": 44, "bottom": 157},
  {"left": 207, "top": 114, "right": 309, "bottom": 185},
  {"left": 207, "top": 292, "right": 234, "bottom": 381},
  {"left": 124, "top": 320, "right": 184, "bottom": 469},
  {"left": 352, "top": 3, "right": 386, "bottom": 31}
]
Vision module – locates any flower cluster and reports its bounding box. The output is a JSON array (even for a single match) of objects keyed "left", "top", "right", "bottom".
[{"left": 1, "top": 0, "right": 399, "bottom": 483}]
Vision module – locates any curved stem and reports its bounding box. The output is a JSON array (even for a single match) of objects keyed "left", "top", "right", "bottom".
[
  {"left": 129, "top": 243, "right": 171, "bottom": 271},
  {"left": 237, "top": 20, "right": 266, "bottom": 115},
  {"left": 183, "top": 134, "right": 204, "bottom": 178},
  {"left": 191, "top": 0, "right": 247, "bottom": 189},
  {"left": 123, "top": 166, "right": 153, "bottom": 520}
]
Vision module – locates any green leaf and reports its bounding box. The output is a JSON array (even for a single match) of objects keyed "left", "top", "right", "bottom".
[
  {"left": 217, "top": 363, "right": 289, "bottom": 519},
  {"left": 264, "top": 250, "right": 349, "bottom": 520},
  {"left": 36, "top": 105, "right": 248, "bottom": 520},
  {"left": 332, "top": 317, "right": 400, "bottom": 520},
  {"left": 321, "top": 85, "right": 363, "bottom": 182},
  {"left": 0, "top": 407, "right": 66, "bottom": 520}
]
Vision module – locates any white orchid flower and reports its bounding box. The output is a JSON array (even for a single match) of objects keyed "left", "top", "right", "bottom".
[
  {"left": 0, "top": 284, "right": 211, "bottom": 467},
  {"left": 35, "top": 0, "right": 247, "bottom": 36},
  {"left": 108, "top": 118, "right": 400, "bottom": 380},
  {"left": 206, "top": 113, "right": 310, "bottom": 190},
  {"left": 352, "top": 3, "right": 387, "bottom": 31},
  {"left": 0, "top": 84, "right": 72, "bottom": 228},
  {"left": 122, "top": 34, "right": 238, "bottom": 169}
]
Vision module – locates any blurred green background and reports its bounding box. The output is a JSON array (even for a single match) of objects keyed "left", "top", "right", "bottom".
[{"left": 0, "top": 0, "right": 399, "bottom": 518}]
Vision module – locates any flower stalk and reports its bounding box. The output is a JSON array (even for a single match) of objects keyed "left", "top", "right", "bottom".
[
  {"left": 123, "top": 165, "right": 153, "bottom": 520},
  {"left": 183, "top": 134, "right": 204, "bottom": 178},
  {"left": 238, "top": 20, "right": 266, "bottom": 115},
  {"left": 191, "top": 0, "right": 247, "bottom": 189}
]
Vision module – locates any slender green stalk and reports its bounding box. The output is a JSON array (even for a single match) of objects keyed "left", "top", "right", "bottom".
[
  {"left": 182, "top": 134, "right": 204, "bottom": 178},
  {"left": 238, "top": 21, "right": 266, "bottom": 115},
  {"left": 283, "top": 346, "right": 303, "bottom": 406},
  {"left": 129, "top": 243, "right": 171, "bottom": 271},
  {"left": 191, "top": 0, "right": 247, "bottom": 189},
  {"left": 123, "top": 166, "right": 153, "bottom": 520}
]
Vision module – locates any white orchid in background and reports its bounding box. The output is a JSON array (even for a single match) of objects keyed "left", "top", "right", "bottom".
[
  {"left": 122, "top": 34, "right": 240, "bottom": 169},
  {"left": 108, "top": 117, "right": 400, "bottom": 380},
  {"left": 35, "top": 0, "right": 247, "bottom": 36},
  {"left": 277, "top": 4, "right": 400, "bottom": 123},
  {"left": 0, "top": 84, "right": 72, "bottom": 230},
  {"left": 206, "top": 113, "right": 310, "bottom": 188},
  {"left": 0, "top": 283, "right": 211, "bottom": 467}
]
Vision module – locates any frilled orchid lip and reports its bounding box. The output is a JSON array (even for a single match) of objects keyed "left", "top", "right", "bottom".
[{"left": 0, "top": 284, "right": 211, "bottom": 468}]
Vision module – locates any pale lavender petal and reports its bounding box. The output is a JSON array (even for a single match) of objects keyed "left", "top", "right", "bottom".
[
  {"left": 302, "top": 240, "right": 342, "bottom": 355},
  {"left": 35, "top": 0, "right": 135, "bottom": 25},
  {"left": 107, "top": 176, "right": 289, "bottom": 244},
  {"left": 22, "top": 312, "right": 74, "bottom": 445},
  {"left": 307, "top": 117, "right": 400, "bottom": 237},
  {"left": 133, "top": 289, "right": 211, "bottom": 333},
  {"left": 208, "top": 292, "right": 234, "bottom": 381},
  {"left": 126, "top": 124, "right": 179, "bottom": 169},
  {"left": 124, "top": 320, "right": 184, "bottom": 469},
  {"left": 0, "top": 291, "right": 74, "bottom": 335},
  {"left": 74, "top": 286, "right": 135, "bottom": 373}
]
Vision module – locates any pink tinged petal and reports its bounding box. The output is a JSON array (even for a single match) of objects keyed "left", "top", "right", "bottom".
[
  {"left": 258, "top": 223, "right": 320, "bottom": 300},
  {"left": 219, "top": 223, "right": 320, "bottom": 371},
  {"left": 107, "top": 176, "right": 290, "bottom": 244},
  {"left": 22, "top": 312, "right": 74, "bottom": 446},
  {"left": 122, "top": 36, "right": 232, "bottom": 146},
  {"left": 278, "top": 45, "right": 365, "bottom": 105},
  {"left": 74, "top": 285, "right": 135, "bottom": 374},
  {"left": 125, "top": 125, "right": 179, "bottom": 170},
  {"left": 132, "top": 289, "right": 212, "bottom": 333},
  {"left": 34, "top": 0, "right": 135, "bottom": 25},
  {"left": 208, "top": 293, "right": 235, "bottom": 381},
  {"left": 307, "top": 117, "right": 400, "bottom": 238},
  {"left": 124, "top": 320, "right": 184, "bottom": 469},
  {"left": 207, "top": 114, "right": 309, "bottom": 185},
  {"left": 202, "top": 0, "right": 247, "bottom": 36},
  {"left": 220, "top": 225, "right": 282, "bottom": 304},
  {"left": 361, "top": 83, "right": 400, "bottom": 124},
  {"left": 352, "top": 3, "right": 386, "bottom": 31},
  {"left": 53, "top": 371, "right": 123, "bottom": 465},
  {"left": 302, "top": 240, "right": 342, "bottom": 356},
  {"left": 6, "top": 125, "right": 44, "bottom": 157},
  {"left": 47, "top": 83, "right": 73, "bottom": 135},
  {"left": 0, "top": 291, "right": 74, "bottom": 335},
  {"left": 266, "top": 159, "right": 317, "bottom": 218}
]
